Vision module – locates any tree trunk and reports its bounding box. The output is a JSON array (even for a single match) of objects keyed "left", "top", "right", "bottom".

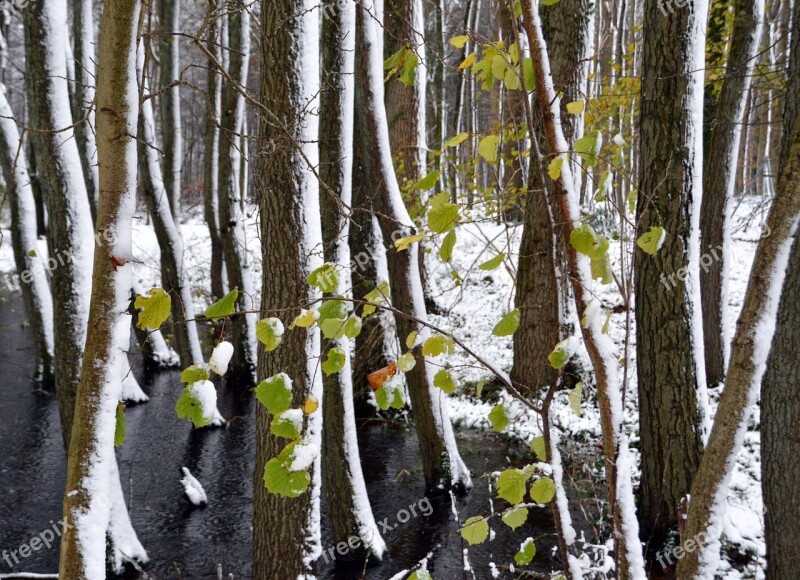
[
  {"left": 636, "top": 0, "right": 708, "bottom": 550},
  {"left": 356, "top": 0, "right": 472, "bottom": 493},
  {"left": 252, "top": 0, "right": 323, "bottom": 574},
  {"left": 159, "top": 0, "right": 182, "bottom": 220},
  {"left": 678, "top": 1, "right": 800, "bottom": 575},
  {"left": 60, "top": 0, "right": 144, "bottom": 574},
  {"left": 218, "top": 0, "right": 257, "bottom": 384},
  {"left": 25, "top": 0, "right": 96, "bottom": 451},
  {"left": 701, "top": 0, "right": 764, "bottom": 389},
  {"left": 0, "top": 78, "right": 55, "bottom": 387}
]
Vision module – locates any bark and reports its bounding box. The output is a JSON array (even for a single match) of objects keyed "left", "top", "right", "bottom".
[
  {"left": 356, "top": 0, "right": 472, "bottom": 493},
  {"left": 60, "top": 0, "right": 143, "bottom": 574},
  {"left": 203, "top": 1, "right": 226, "bottom": 301},
  {"left": 636, "top": 0, "right": 708, "bottom": 550},
  {"left": 25, "top": 0, "right": 96, "bottom": 451},
  {"left": 138, "top": 51, "right": 205, "bottom": 368},
  {"left": 519, "top": 1, "right": 645, "bottom": 576},
  {"left": 72, "top": 0, "right": 101, "bottom": 221},
  {"left": 701, "top": 0, "right": 764, "bottom": 389},
  {"left": 252, "top": 0, "right": 323, "bottom": 574},
  {"left": 0, "top": 81, "right": 55, "bottom": 387},
  {"left": 319, "top": 0, "right": 387, "bottom": 560},
  {"left": 218, "top": 0, "right": 257, "bottom": 384},
  {"left": 678, "top": 1, "right": 800, "bottom": 576},
  {"left": 159, "top": 0, "right": 182, "bottom": 219}
]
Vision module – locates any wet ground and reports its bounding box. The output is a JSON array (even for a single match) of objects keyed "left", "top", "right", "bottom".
[{"left": 0, "top": 294, "right": 557, "bottom": 579}]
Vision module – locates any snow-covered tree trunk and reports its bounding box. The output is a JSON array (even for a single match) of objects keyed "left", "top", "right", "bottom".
[
  {"left": 700, "top": 0, "right": 764, "bottom": 388},
  {"left": 356, "top": 0, "right": 472, "bottom": 493},
  {"left": 60, "top": 0, "right": 144, "bottom": 574},
  {"left": 0, "top": 83, "right": 55, "bottom": 387},
  {"left": 252, "top": 0, "right": 323, "bottom": 574},
  {"left": 519, "top": 1, "right": 645, "bottom": 577},
  {"left": 678, "top": 1, "right": 800, "bottom": 575},
  {"left": 636, "top": 0, "right": 708, "bottom": 550},
  {"left": 24, "top": 0, "right": 96, "bottom": 450},
  {"left": 319, "top": 0, "right": 386, "bottom": 559},
  {"left": 72, "top": 0, "right": 100, "bottom": 221},
  {"left": 218, "top": 0, "right": 257, "bottom": 384},
  {"left": 159, "top": 0, "right": 183, "bottom": 219},
  {"left": 138, "top": 47, "right": 205, "bottom": 368}
]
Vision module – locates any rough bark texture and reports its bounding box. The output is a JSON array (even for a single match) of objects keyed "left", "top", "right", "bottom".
[
  {"left": 252, "top": 0, "right": 323, "bottom": 575},
  {"left": 60, "top": 0, "right": 141, "bottom": 573},
  {"left": 159, "top": 0, "right": 182, "bottom": 219},
  {"left": 700, "top": 0, "right": 763, "bottom": 389},
  {"left": 25, "top": 0, "right": 95, "bottom": 450},
  {"left": 218, "top": 1, "right": 257, "bottom": 385},
  {"left": 678, "top": 1, "right": 800, "bottom": 575},
  {"left": 636, "top": 0, "right": 707, "bottom": 550}
]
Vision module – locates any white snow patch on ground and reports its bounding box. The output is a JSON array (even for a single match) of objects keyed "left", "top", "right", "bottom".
[{"left": 180, "top": 467, "right": 208, "bottom": 506}]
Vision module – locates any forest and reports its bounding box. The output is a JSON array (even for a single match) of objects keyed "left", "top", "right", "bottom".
[{"left": 0, "top": 0, "right": 797, "bottom": 577}]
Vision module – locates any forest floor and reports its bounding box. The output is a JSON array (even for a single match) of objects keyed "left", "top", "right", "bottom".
[{"left": 0, "top": 194, "right": 769, "bottom": 579}]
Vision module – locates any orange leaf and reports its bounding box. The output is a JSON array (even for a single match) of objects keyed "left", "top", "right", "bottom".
[{"left": 368, "top": 361, "right": 397, "bottom": 390}]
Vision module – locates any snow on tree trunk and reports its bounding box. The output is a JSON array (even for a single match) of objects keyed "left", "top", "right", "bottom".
[
  {"left": 24, "top": 0, "right": 96, "bottom": 451},
  {"left": 218, "top": 0, "right": 257, "bottom": 385},
  {"left": 319, "top": 0, "right": 386, "bottom": 559},
  {"left": 0, "top": 81, "right": 55, "bottom": 387},
  {"left": 252, "top": 0, "right": 324, "bottom": 574},
  {"left": 59, "top": 0, "right": 144, "bottom": 574},
  {"left": 137, "top": 46, "right": 205, "bottom": 368},
  {"left": 518, "top": 1, "right": 645, "bottom": 577},
  {"left": 356, "top": 0, "right": 472, "bottom": 493},
  {"left": 160, "top": 0, "right": 182, "bottom": 220}
]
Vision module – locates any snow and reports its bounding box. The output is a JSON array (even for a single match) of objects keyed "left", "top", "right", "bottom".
[
  {"left": 209, "top": 340, "right": 234, "bottom": 375},
  {"left": 187, "top": 380, "right": 218, "bottom": 424},
  {"left": 120, "top": 360, "right": 149, "bottom": 403},
  {"left": 180, "top": 467, "right": 208, "bottom": 506},
  {"left": 289, "top": 440, "right": 319, "bottom": 472}
]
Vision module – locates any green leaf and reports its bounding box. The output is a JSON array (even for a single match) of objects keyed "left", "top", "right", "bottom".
[
  {"left": 319, "top": 317, "right": 347, "bottom": 340},
  {"left": 502, "top": 506, "right": 528, "bottom": 530},
  {"left": 114, "top": 403, "right": 126, "bottom": 447},
  {"left": 362, "top": 282, "right": 390, "bottom": 316},
  {"left": 440, "top": 229, "right": 457, "bottom": 262},
  {"left": 175, "top": 383, "right": 215, "bottom": 428},
  {"left": 530, "top": 436, "right": 546, "bottom": 461},
  {"left": 422, "top": 334, "right": 455, "bottom": 357},
  {"left": 255, "top": 373, "right": 293, "bottom": 415},
  {"left": 529, "top": 476, "right": 556, "bottom": 504},
  {"left": 271, "top": 410, "right": 302, "bottom": 439},
  {"left": 408, "top": 570, "right": 433, "bottom": 580},
  {"left": 395, "top": 233, "right": 426, "bottom": 251},
  {"left": 134, "top": 287, "right": 172, "bottom": 330},
  {"left": 492, "top": 309, "right": 520, "bottom": 337},
  {"left": 397, "top": 352, "right": 416, "bottom": 372},
  {"left": 478, "top": 135, "right": 499, "bottom": 163},
  {"left": 181, "top": 364, "right": 210, "bottom": 384},
  {"left": 450, "top": 35, "right": 469, "bottom": 48},
  {"left": 479, "top": 253, "right": 505, "bottom": 271},
  {"left": 460, "top": 516, "right": 489, "bottom": 545},
  {"left": 375, "top": 382, "right": 405, "bottom": 410},
  {"left": 504, "top": 67, "right": 521, "bottom": 90},
  {"left": 307, "top": 263, "right": 340, "bottom": 293},
  {"left": 522, "top": 57, "right": 535, "bottom": 90},
  {"left": 569, "top": 224, "right": 598, "bottom": 256},
  {"left": 256, "top": 318, "right": 285, "bottom": 352},
  {"left": 428, "top": 203, "right": 460, "bottom": 233},
  {"left": 548, "top": 339, "right": 572, "bottom": 369},
  {"left": 445, "top": 132, "right": 470, "bottom": 148},
  {"left": 291, "top": 308, "right": 319, "bottom": 328},
  {"left": 590, "top": 253, "right": 613, "bottom": 285},
  {"left": 343, "top": 316, "right": 363, "bottom": 339},
  {"left": 318, "top": 299, "right": 347, "bottom": 324},
  {"left": 322, "top": 346, "right": 347, "bottom": 376},
  {"left": 414, "top": 170, "right": 440, "bottom": 190},
  {"left": 568, "top": 382, "right": 583, "bottom": 416},
  {"left": 548, "top": 157, "right": 563, "bottom": 180},
  {"left": 573, "top": 130, "right": 601, "bottom": 165},
  {"left": 204, "top": 289, "right": 238, "bottom": 320},
  {"left": 497, "top": 468, "right": 528, "bottom": 505},
  {"left": 433, "top": 369, "right": 456, "bottom": 394},
  {"left": 491, "top": 54, "right": 506, "bottom": 79},
  {"left": 399, "top": 52, "right": 418, "bottom": 86},
  {"left": 636, "top": 226, "right": 666, "bottom": 256},
  {"left": 515, "top": 538, "right": 536, "bottom": 566},
  {"left": 263, "top": 456, "right": 311, "bottom": 498},
  {"left": 488, "top": 404, "right": 509, "bottom": 432}
]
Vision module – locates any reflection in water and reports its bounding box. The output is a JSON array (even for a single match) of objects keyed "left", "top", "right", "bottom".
[{"left": 0, "top": 295, "right": 554, "bottom": 578}]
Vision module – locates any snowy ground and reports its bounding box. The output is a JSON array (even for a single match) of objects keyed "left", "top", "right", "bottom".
[{"left": 0, "top": 194, "right": 770, "bottom": 578}]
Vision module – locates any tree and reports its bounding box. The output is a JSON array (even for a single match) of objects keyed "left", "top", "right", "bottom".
[
  {"left": 217, "top": 0, "right": 257, "bottom": 384},
  {"left": 60, "top": 0, "right": 144, "bottom": 573},
  {"left": 635, "top": 0, "right": 708, "bottom": 549},
  {"left": 356, "top": 0, "right": 471, "bottom": 493},
  {"left": 252, "top": 0, "right": 324, "bottom": 574},
  {"left": 700, "top": 0, "right": 764, "bottom": 388},
  {"left": 159, "top": 0, "right": 183, "bottom": 219},
  {"left": 0, "top": 78, "right": 55, "bottom": 387}
]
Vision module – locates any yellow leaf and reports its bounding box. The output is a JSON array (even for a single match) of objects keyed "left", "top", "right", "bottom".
[
  {"left": 302, "top": 395, "right": 319, "bottom": 415},
  {"left": 478, "top": 135, "right": 499, "bottom": 163},
  {"left": 458, "top": 51, "right": 477, "bottom": 71},
  {"left": 394, "top": 233, "right": 425, "bottom": 251},
  {"left": 566, "top": 100, "right": 585, "bottom": 114},
  {"left": 134, "top": 287, "right": 172, "bottom": 330},
  {"left": 548, "top": 157, "right": 564, "bottom": 180},
  {"left": 450, "top": 35, "right": 469, "bottom": 48},
  {"left": 290, "top": 308, "right": 319, "bottom": 329}
]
